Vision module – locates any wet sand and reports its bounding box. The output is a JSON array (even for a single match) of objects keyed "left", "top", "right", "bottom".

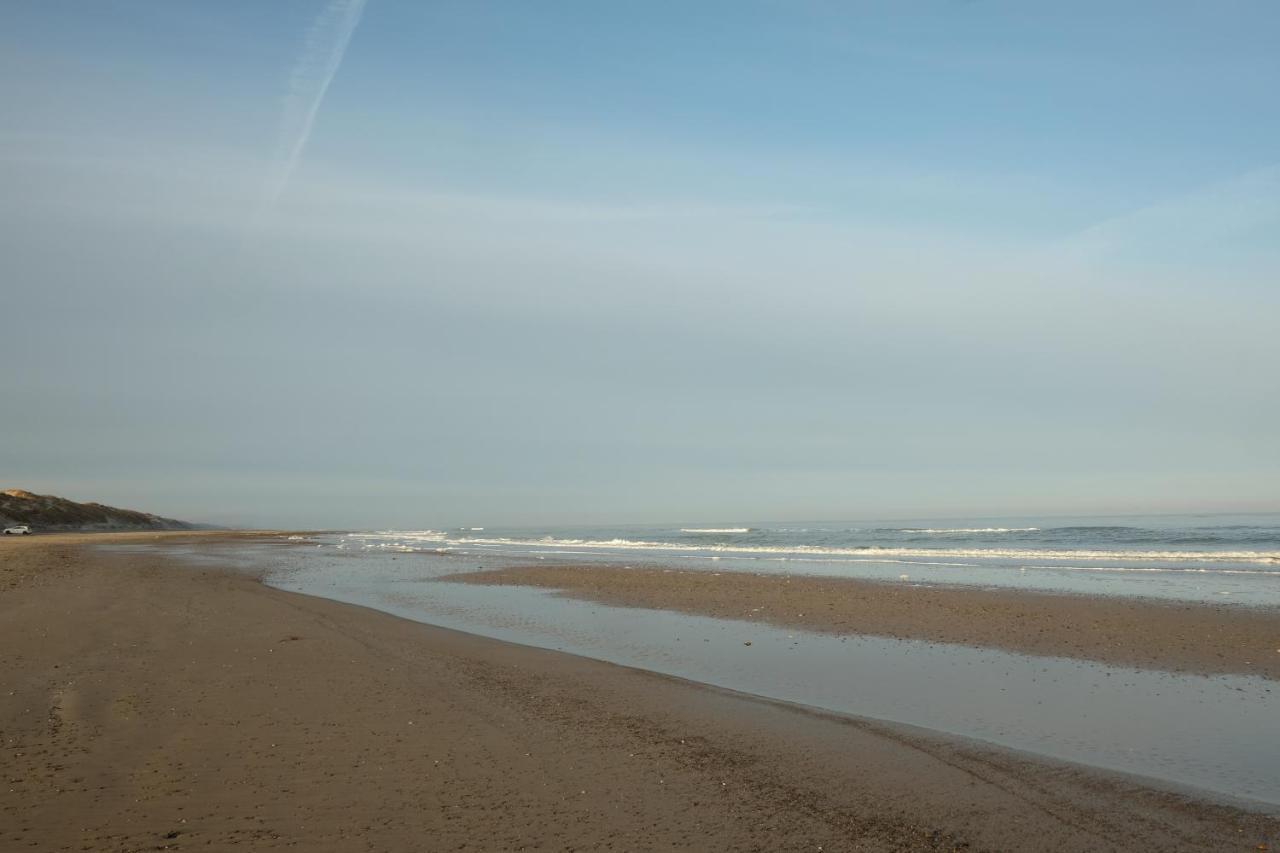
[
  {"left": 446, "top": 563, "right": 1280, "bottom": 680},
  {"left": 3, "top": 534, "right": 1278, "bottom": 852}
]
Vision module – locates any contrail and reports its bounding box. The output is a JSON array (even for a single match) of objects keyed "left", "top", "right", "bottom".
[{"left": 261, "top": 0, "right": 367, "bottom": 214}]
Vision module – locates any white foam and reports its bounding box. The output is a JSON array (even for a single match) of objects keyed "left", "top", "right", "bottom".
[
  {"left": 902, "top": 527, "right": 1041, "bottom": 534},
  {"left": 340, "top": 531, "right": 1280, "bottom": 570},
  {"left": 680, "top": 527, "right": 751, "bottom": 533}
]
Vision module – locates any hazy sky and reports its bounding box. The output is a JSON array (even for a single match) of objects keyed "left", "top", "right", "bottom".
[{"left": 2, "top": 1, "right": 1278, "bottom": 528}]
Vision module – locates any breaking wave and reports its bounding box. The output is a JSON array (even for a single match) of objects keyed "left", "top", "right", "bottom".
[
  {"left": 894, "top": 527, "right": 1040, "bottom": 534},
  {"left": 341, "top": 531, "right": 1280, "bottom": 569}
]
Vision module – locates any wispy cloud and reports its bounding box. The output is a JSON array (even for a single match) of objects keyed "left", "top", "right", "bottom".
[
  {"left": 1059, "top": 164, "right": 1280, "bottom": 267},
  {"left": 261, "top": 0, "right": 367, "bottom": 215}
]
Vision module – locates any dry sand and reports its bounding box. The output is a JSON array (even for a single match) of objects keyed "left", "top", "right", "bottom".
[
  {"left": 2, "top": 534, "right": 1278, "bottom": 852},
  {"left": 447, "top": 563, "right": 1280, "bottom": 680}
]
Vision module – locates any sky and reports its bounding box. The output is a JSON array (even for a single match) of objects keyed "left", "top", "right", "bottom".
[{"left": 1, "top": 1, "right": 1278, "bottom": 529}]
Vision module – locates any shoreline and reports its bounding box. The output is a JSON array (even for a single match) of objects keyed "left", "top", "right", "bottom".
[
  {"left": 3, "top": 533, "right": 1279, "bottom": 851},
  {"left": 445, "top": 562, "right": 1280, "bottom": 680}
]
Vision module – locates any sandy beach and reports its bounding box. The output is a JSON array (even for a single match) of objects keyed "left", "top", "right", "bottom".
[
  {"left": 3, "top": 534, "right": 1278, "bottom": 852},
  {"left": 448, "top": 563, "right": 1280, "bottom": 680}
]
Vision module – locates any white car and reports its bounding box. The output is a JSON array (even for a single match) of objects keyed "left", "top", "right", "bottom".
[{"left": 3, "top": 525, "right": 32, "bottom": 535}]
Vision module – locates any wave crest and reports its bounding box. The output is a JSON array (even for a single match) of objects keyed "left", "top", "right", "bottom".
[{"left": 341, "top": 531, "right": 1280, "bottom": 568}]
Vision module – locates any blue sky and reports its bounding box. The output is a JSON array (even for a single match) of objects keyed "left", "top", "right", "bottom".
[{"left": 1, "top": 1, "right": 1277, "bottom": 527}]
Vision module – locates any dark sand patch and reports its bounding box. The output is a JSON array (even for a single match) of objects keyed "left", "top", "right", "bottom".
[{"left": 446, "top": 563, "right": 1280, "bottom": 680}]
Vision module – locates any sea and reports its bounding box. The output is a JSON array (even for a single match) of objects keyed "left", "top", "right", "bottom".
[{"left": 339, "top": 512, "right": 1280, "bottom": 606}]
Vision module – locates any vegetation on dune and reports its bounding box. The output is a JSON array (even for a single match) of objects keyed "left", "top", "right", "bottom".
[{"left": 0, "top": 489, "right": 196, "bottom": 531}]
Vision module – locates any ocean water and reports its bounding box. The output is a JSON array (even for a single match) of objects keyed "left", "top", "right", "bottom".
[{"left": 339, "top": 513, "right": 1280, "bottom": 606}]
